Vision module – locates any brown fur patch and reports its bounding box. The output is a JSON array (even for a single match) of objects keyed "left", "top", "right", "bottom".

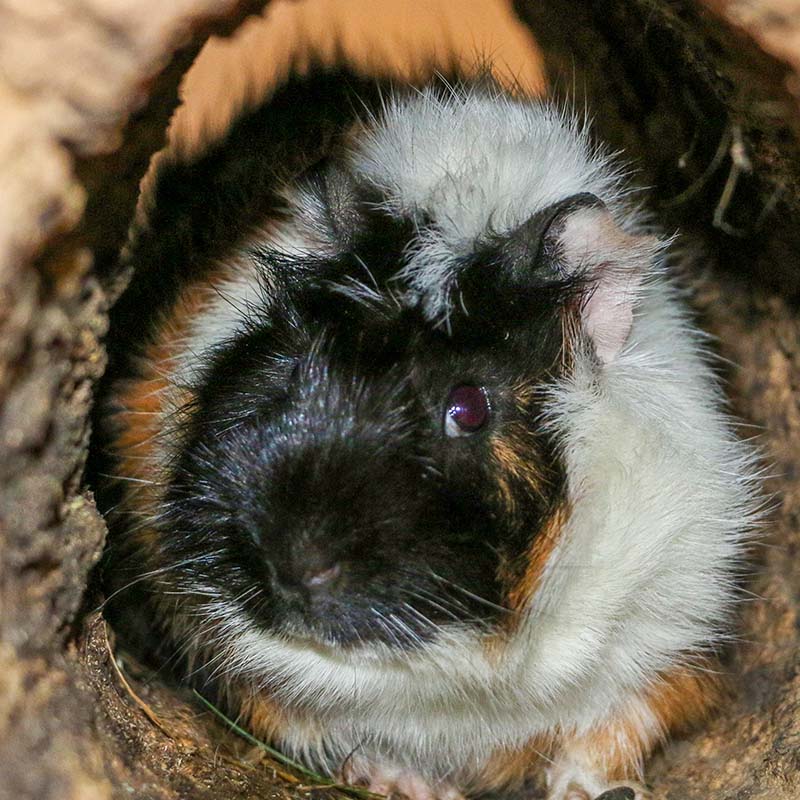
[
  {"left": 505, "top": 502, "right": 570, "bottom": 613},
  {"left": 492, "top": 435, "right": 539, "bottom": 514},
  {"left": 645, "top": 660, "right": 725, "bottom": 740},
  {"left": 490, "top": 378, "right": 565, "bottom": 514},
  {"left": 108, "top": 281, "right": 213, "bottom": 547},
  {"left": 479, "top": 661, "right": 723, "bottom": 792},
  {"left": 490, "top": 421, "right": 549, "bottom": 513},
  {"left": 489, "top": 381, "right": 571, "bottom": 636},
  {"left": 239, "top": 690, "right": 292, "bottom": 744},
  {"left": 478, "top": 732, "right": 556, "bottom": 792},
  {"left": 483, "top": 501, "right": 569, "bottom": 662},
  {"left": 562, "top": 660, "right": 724, "bottom": 782}
]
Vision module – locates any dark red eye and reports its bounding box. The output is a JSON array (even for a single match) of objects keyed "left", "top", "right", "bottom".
[{"left": 444, "top": 385, "right": 490, "bottom": 437}]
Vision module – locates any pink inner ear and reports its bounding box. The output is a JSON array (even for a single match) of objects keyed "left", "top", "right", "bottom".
[
  {"left": 582, "top": 271, "right": 636, "bottom": 364},
  {"left": 558, "top": 207, "right": 656, "bottom": 364}
]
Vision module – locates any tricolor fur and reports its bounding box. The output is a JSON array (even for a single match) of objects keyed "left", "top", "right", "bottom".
[{"left": 95, "top": 71, "right": 762, "bottom": 798}]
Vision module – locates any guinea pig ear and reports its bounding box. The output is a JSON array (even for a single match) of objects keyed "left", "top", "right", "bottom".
[
  {"left": 551, "top": 199, "right": 660, "bottom": 364},
  {"left": 454, "top": 195, "right": 599, "bottom": 333},
  {"left": 455, "top": 195, "right": 660, "bottom": 362}
]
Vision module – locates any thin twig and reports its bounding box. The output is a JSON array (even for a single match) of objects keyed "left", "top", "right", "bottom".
[
  {"left": 103, "top": 621, "right": 181, "bottom": 742},
  {"left": 193, "top": 691, "right": 384, "bottom": 800}
]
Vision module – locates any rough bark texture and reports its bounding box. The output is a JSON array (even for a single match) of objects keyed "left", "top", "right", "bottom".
[
  {"left": 0, "top": 3, "right": 272, "bottom": 798},
  {"left": 0, "top": 1, "right": 798, "bottom": 799}
]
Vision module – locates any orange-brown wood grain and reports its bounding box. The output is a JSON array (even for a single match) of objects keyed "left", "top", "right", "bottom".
[{"left": 169, "top": 0, "right": 546, "bottom": 158}]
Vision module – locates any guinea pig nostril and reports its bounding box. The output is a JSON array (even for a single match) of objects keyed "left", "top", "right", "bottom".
[{"left": 302, "top": 562, "right": 341, "bottom": 590}]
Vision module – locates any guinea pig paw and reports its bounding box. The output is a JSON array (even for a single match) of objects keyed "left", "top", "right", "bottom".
[
  {"left": 546, "top": 751, "right": 652, "bottom": 800},
  {"left": 548, "top": 782, "right": 650, "bottom": 800},
  {"left": 546, "top": 765, "right": 596, "bottom": 800},
  {"left": 340, "top": 760, "right": 463, "bottom": 800},
  {"left": 373, "top": 772, "right": 464, "bottom": 800},
  {"left": 548, "top": 782, "right": 592, "bottom": 800},
  {"left": 593, "top": 783, "right": 651, "bottom": 800},
  {"left": 546, "top": 766, "right": 650, "bottom": 800}
]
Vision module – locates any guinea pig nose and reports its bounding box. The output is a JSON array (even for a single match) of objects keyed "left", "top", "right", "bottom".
[
  {"left": 302, "top": 561, "right": 341, "bottom": 590},
  {"left": 302, "top": 563, "right": 342, "bottom": 591}
]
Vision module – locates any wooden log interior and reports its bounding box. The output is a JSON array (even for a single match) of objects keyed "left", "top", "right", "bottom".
[{"left": 0, "top": 1, "right": 797, "bottom": 798}]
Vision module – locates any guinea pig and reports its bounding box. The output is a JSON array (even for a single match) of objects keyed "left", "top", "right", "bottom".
[{"left": 95, "top": 67, "right": 762, "bottom": 800}]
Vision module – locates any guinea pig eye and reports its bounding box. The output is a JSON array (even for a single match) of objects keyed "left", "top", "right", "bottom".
[{"left": 444, "top": 385, "right": 490, "bottom": 437}]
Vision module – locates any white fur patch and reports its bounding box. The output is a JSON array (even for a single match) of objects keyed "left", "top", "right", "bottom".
[{"left": 350, "top": 86, "right": 637, "bottom": 322}]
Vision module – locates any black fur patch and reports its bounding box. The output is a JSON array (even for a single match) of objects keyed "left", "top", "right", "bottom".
[{"left": 155, "top": 188, "right": 572, "bottom": 649}]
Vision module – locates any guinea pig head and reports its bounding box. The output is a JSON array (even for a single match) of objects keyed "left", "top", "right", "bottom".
[{"left": 160, "top": 190, "right": 651, "bottom": 655}]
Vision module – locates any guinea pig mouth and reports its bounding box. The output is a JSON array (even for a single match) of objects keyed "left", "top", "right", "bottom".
[
  {"left": 253, "top": 568, "right": 451, "bottom": 650},
  {"left": 271, "top": 592, "right": 440, "bottom": 651},
  {"left": 257, "top": 567, "right": 502, "bottom": 652},
  {"left": 249, "top": 516, "right": 507, "bottom": 649}
]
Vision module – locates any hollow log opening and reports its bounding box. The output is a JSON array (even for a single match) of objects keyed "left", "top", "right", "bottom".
[{"left": 0, "top": 1, "right": 798, "bottom": 799}]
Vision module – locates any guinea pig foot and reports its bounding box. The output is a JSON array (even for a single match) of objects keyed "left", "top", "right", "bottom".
[
  {"left": 547, "top": 782, "right": 650, "bottom": 800},
  {"left": 340, "top": 760, "right": 463, "bottom": 800},
  {"left": 369, "top": 772, "right": 464, "bottom": 800},
  {"left": 593, "top": 784, "right": 651, "bottom": 800},
  {"left": 546, "top": 760, "right": 650, "bottom": 800},
  {"left": 552, "top": 782, "right": 591, "bottom": 800}
]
